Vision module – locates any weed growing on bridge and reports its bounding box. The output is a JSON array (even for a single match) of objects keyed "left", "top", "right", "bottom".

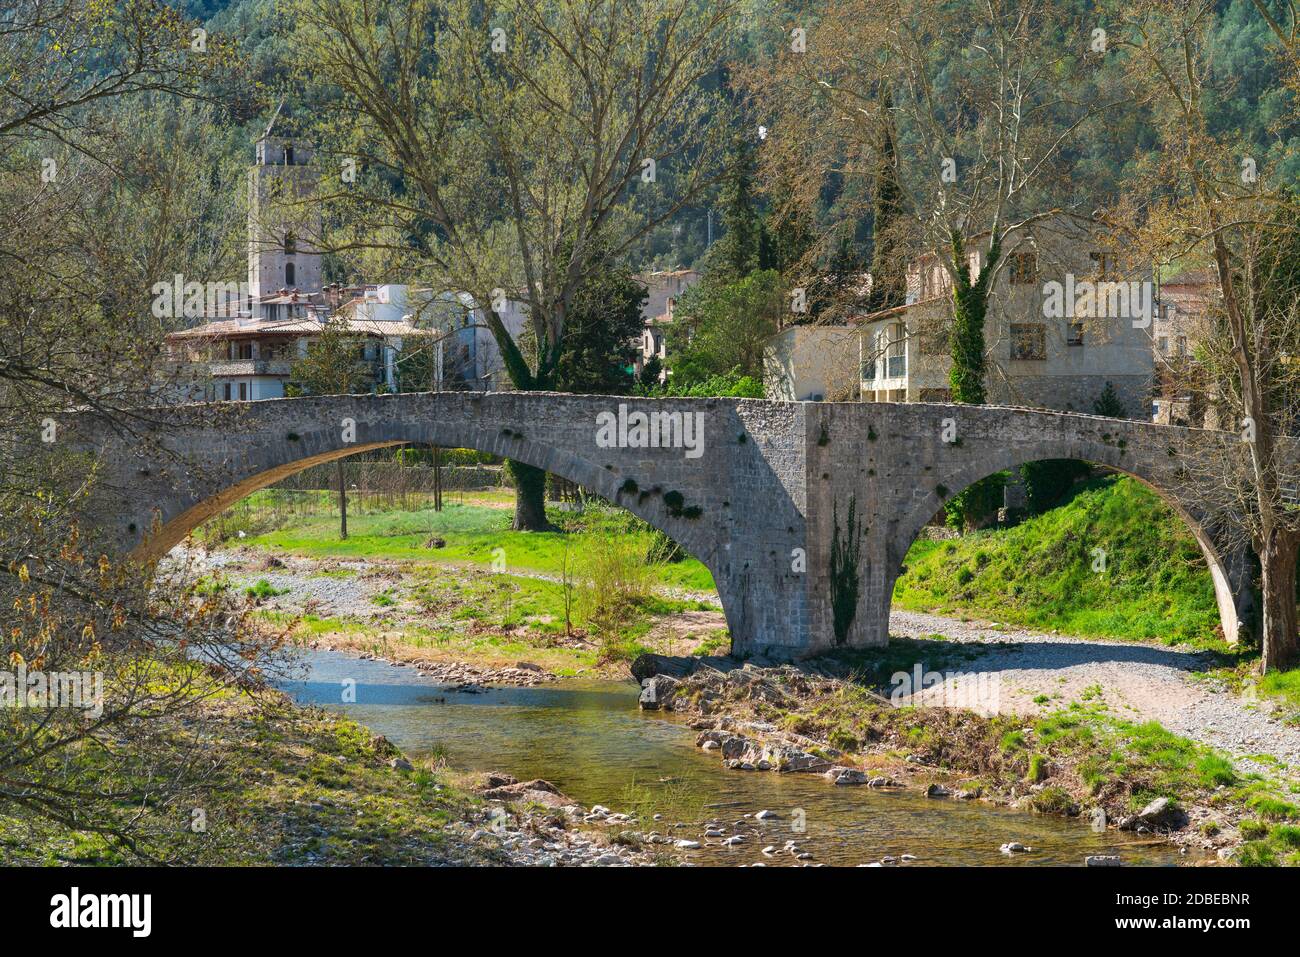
[{"left": 830, "top": 496, "right": 863, "bottom": 645}]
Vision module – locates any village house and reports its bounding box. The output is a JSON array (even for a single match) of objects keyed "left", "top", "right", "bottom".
[
  {"left": 764, "top": 214, "right": 1157, "bottom": 419},
  {"left": 1152, "top": 268, "right": 1218, "bottom": 425},
  {"left": 634, "top": 268, "right": 701, "bottom": 382}
]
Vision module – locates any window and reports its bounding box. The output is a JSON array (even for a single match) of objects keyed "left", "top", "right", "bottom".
[
  {"left": 285, "top": 146, "right": 294, "bottom": 166},
  {"left": 223, "top": 382, "right": 232, "bottom": 401},
  {"left": 886, "top": 322, "right": 907, "bottom": 378},
  {"left": 1067, "top": 322, "right": 1084, "bottom": 346},
  {"left": 285, "top": 261, "right": 295, "bottom": 286},
  {"left": 860, "top": 338, "right": 877, "bottom": 381},
  {"left": 1010, "top": 323, "right": 1046, "bottom": 360},
  {"left": 238, "top": 382, "right": 248, "bottom": 401},
  {"left": 1008, "top": 249, "right": 1038, "bottom": 285}
]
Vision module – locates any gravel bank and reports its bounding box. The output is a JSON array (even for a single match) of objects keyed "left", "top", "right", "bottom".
[{"left": 891, "top": 608, "right": 1300, "bottom": 777}]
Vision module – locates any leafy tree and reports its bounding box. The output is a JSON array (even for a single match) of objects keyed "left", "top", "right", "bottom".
[
  {"left": 865, "top": 81, "right": 908, "bottom": 313},
  {"left": 668, "top": 269, "right": 783, "bottom": 386},
  {"left": 710, "top": 133, "right": 762, "bottom": 281},
  {"left": 553, "top": 261, "right": 648, "bottom": 396},
  {"left": 1092, "top": 382, "right": 1126, "bottom": 419}
]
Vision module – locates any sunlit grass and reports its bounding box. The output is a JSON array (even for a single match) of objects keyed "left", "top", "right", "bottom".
[{"left": 893, "top": 475, "right": 1226, "bottom": 647}]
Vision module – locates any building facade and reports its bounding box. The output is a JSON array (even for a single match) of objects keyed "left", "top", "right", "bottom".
[
  {"left": 854, "top": 215, "right": 1155, "bottom": 418},
  {"left": 635, "top": 268, "right": 701, "bottom": 381}
]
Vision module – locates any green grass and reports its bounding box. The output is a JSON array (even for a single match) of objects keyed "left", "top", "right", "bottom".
[
  {"left": 238, "top": 500, "right": 716, "bottom": 593},
  {"left": 246, "top": 578, "right": 289, "bottom": 599},
  {"left": 1030, "top": 703, "right": 1245, "bottom": 808},
  {"left": 894, "top": 475, "right": 1225, "bottom": 647},
  {"left": 0, "top": 680, "right": 498, "bottom": 866},
  {"left": 1260, "top": 668, "right": 1300, "bottom": 716}
]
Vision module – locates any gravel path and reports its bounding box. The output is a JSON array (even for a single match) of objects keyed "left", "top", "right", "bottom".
[{"left": 891, "top": 608, "right": 1300, "bottom": 777}]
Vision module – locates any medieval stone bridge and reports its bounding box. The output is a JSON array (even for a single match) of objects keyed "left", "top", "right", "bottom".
[{"left": 64, "top": 392, "right": 1258, "bottom": 659}]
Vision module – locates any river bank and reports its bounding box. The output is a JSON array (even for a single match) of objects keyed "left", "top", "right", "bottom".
[
  {"left": 631, "top": 654, "right": 1300, "bottom": 865},
  {"left": 0, "top": 657, "right": 674, "bottom": 867},
  {"left": 286, "top": 648, "right": 1189, "bottom": 866},
  {"left": 181, "top": 539, "right": 1300, "bottom": 866}
]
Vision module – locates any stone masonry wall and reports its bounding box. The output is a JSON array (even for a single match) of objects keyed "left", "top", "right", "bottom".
[{"left": 64, "top": 392, "right": 1265, "bottom": 658}]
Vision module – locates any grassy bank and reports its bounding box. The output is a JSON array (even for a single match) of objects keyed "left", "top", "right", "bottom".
[
  {"left": 198, "top": 491, "right": 727, "bottom": 670},
  {"left": 231, "top": 494, "right": 715, "bottom": 594},
  {"left": 894, "top": 475, "right": 1225, "bottom": 647},
  {"left": 0, "top": 688, "right": 502, "bottom": 866}
]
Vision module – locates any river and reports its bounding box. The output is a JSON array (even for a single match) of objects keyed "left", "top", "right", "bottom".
[{"left": 283, "top": 648, "right": 1194, "bottom": 866}]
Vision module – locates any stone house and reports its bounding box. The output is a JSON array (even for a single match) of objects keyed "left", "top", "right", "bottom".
[{"left": 766, "top": 214, "right": 1156, "bottom": 419}]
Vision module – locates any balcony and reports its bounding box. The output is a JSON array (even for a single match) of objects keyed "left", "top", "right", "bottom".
[{"left": 208, "top": 359, "right": 293, "bottom": 377}]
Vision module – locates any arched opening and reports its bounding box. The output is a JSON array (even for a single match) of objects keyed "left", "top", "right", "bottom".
[
  {"left": 888, "top": 456, "right": 1246, "bottom": 650},
  {"left": 173, "top": 437, "right": 728, "bottom": 678}
]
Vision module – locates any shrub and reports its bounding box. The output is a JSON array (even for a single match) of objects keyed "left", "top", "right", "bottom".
[
  {"left": 576, "top": 527, "right": 658, "bottom": 646},
  {"left": 1029, "top": 786, "right": 1076, "bottom": 815},
  {"left": 245, "top": 578, "right": 288, "bottom": 599}
]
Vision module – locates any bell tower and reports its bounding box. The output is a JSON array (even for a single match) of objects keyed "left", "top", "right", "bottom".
[{"left": 247, "top": 109, "right": 321, "bottom": 310}]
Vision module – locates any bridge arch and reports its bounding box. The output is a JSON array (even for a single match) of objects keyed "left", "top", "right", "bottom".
[
  {"left": 75, "top": 393, "right": 1274, "bottom": 658},
  {"left": 887, "top": 445, "right": 1251, "bottom": 647},
  {"left": 132, "top": 414, "right": 725, "bottom": 574}
]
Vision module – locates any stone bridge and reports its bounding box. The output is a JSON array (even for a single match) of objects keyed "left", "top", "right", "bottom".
[{"left": 63, "top": 392, "right": 1258, "bottom": 659}]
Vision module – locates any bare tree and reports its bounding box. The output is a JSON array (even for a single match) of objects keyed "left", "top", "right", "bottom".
[
  {"left": 288, "top": 0, "right": 738, "bottom": 529},
  {"left": 1116, "top": 1, "right": 1300, "bottom": 671},
  {"left": 0, "top": 0, "right": 288, "bottom": 859},
  {"left": 744, "top": 0, "right": 1124, "bottom": 401}
]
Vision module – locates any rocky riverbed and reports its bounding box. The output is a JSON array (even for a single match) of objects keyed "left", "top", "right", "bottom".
[
  {"left": 457, "top": 774, "right": 676, "bottom": 866},
  {"left": 630, "top": 655, "right": 1266, "bottom": 863}
]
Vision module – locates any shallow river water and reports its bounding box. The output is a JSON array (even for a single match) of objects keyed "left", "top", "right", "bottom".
[{"left": 284, "top": 649, "right": 1195, "bottom": 867}]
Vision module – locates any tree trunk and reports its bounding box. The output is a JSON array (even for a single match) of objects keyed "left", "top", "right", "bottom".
[
  {"left": 1259, "top": 529, "right": 1298, "bottom": 672},
  {"left": 508, "top": 459, "right": 552, "bottom": 531},
  {"left": 336, "top": 459, "right": 348, "bottom": 540}
]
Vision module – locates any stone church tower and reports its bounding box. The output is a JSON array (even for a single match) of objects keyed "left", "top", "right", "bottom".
[{"left": 247, "top": 111, "right": 322, "bottom": 307}]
